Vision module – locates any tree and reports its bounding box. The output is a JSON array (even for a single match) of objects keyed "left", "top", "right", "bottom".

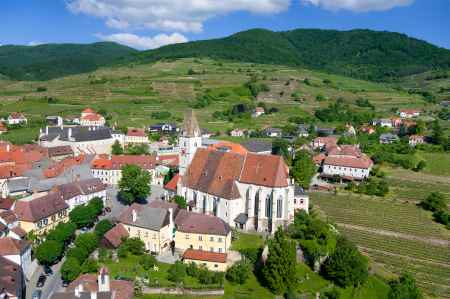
[
  {"left": 74, "top": 233, "right": 99, "bottom": 254},
  {"left": 81, "top": 259, "right": 99, "bottom": 274},
  {"left": 389, "top": 273, "right": 423, "bottom": 299},
  {"left": 67, "top": 246, "right": 89, "bottom": 264},
  {"left": 36, "top": 240, "right": 63, "bottom": 265},
  {"left": 141, "top": 254, "right": 157, "bottom": 270},
  {"left": 118, "top": 164, "right": 151, "bottom": 205},
  {"left": 272, "top": 138, "right": 291, "bottom": 163},
  {"left": 168, "top": 261, "right": 186, "bottom": 283},
  {"left": 94, "top": 219, "right": 114, "bottom": 238},
  {"left": 420, "top": 192, "right": 446, "bottom": 212},
  {"left": 321, "top": 237, "right": 368, "bottom": 288},
  {"left": 111, "top": 140, "right": 124, "bottom": 155},
  {"left": 261, "top": 228, "right": 297, "bottom": 294},
  {"left": 226, "top": 261, "right": 251, "bottom": 284},
  {"left": 431, "top": 120, "right": 445, "bottom": 145},
  {"left": 89, "top": 197, "right": 104, "bottom": 215},
  {"left": 291, "top": 150, "right": 316, "bottom": 189},
  {"left": 119, "top": 238, "right": 145, "bottom": 256},
  {"left": 69, "top": 205, "right": 97, "bottom": 228},
  {"left": 61, "top": 258, "right": 82, "bottom": 282},
  {"left": 173, "top": 195, "right": 187, "bottom": 209},
  {"left": 46, "top": 222, "right": 76, "bottom": 244}
]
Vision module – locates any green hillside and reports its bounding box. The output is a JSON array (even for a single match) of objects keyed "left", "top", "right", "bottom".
[
  {"left": 0, "top": 42, "right": 137, "bottom": 81},
  {"left": 136, "top": 28, "right": 450, "bottom": 81}
]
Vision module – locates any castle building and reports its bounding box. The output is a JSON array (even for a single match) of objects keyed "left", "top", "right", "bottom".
[{"left": 177, "top": 110, "right": 305, "bottom": 234}]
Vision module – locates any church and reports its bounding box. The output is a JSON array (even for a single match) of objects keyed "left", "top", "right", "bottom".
[{"left": 176, "top": 110, "right": 308, "bottom": 234}]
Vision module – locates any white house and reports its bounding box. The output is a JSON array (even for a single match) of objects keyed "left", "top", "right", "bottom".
[
  {"left": 322, "top": 145, "right": 373, "bottom": 180},
  {"left": 125, "top": 128, "right": 149, "bottom": 145},
  {"left": 230, "top": 129, "right": 245, "bottom": 137},
  {"left": 398, "top": 109, "right": 421, "bottom": 119},
  {"left": 177, "top": 110, "right": 304, "bottom": 234},
  {"left": 409, "top": 135, "right": 425, "bottom": 147},
  {"left": 56, "top": 178, "right": 106, "bottom": 211},
  {"left": 80, "top": 108, "right": 106, "bottom": 127},
  {"left": 252, "top": 107, "right": 265, "bottom": 118},
  {"left": 7, "top": 113, "right": 27, "bottom": 126},
  {"left": 91, "top": 155, "right": 156, "bottom": 185},
  {"left": 372, "top": 119, "right": 393, "bottom": 128}
]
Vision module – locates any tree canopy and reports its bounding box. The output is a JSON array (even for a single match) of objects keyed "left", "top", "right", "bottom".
[
  {"left": 118, "top": 164, "right": 151, "bottom": 205},
  {"left": 35, "top": 240, "right": 64, "bottom": 266},
  {"left": 291, "top": 150, "right": 316, "bottom": 189}
]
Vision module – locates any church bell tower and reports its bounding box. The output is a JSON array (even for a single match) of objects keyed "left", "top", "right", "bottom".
[{"left": 179, "top": 110, "right": 202, "bottom": 176}]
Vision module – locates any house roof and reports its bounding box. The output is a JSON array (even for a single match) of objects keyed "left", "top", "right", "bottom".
[
  {"left": 10, "top": 226, "right": 27, "bottom": 238},
  {"left": 47, "top": 146, "right": 73, "bottom": 157},
  {"left": 0, "top": 210, "right": 18, "bottom": 225},
  {"left": 0, "top": 237, "right": 30, "bottom": 255},
  {"left": 91, "top": 155, "right": 156, "bottom": 171},
  {"left": 126, "top": 128, "right": 147, "bottom": 137},
  {"left": 0, "top": 198, "right": 14, "bottom": 210},
  {"left": 164, "top": 174, "right": 179, "bottom": 192},
  {"left": 184, "top": 148, "right": 289, "bottom": 199},
  {"left": 324, "top": 155, "right": 373, "bottom": 169},
  {"left": 183, "top": 249, "right": 227, "bottom": 263},
  {"left": 209, "top": 141, "right": 248, "bottom": 156},
  {"left": 118, "top": 203, "right": 170, "bottom": 231},
  {"left": 56, "top": 178, "right": 105, "bottom": 201},
  {"left": 0, "top": 256, "right": 23, "bottom": 297},
  {"left": 82, "top": 108, "right": 95, "bottom": 114},
  {"left": 6, "top": 177, "right": 31, "bottom": 193},
  {"left": 241, "top": 140, "right": 272, "bottom": 154},
  {"left": 13, "top": 192, "right": 68, "bottom": 223},
  {"left": 103, "top": 224, "right": 129, "bottom": 248},
  {"left": 175, "top": 210, "right": 230, "bottom": 236},
  {"left": 313, "top": 136, "right": 338, "bottom": 146},
  {"left": 40, "top": 126, "right": 112, "bottom": 143},
  {"left": 8, "top": 112, "right": 25, "bottom": 120}
]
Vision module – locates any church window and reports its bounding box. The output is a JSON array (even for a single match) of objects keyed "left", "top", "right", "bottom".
[{"left": 277, "top": 196, "right": 283, "bottom": 218}]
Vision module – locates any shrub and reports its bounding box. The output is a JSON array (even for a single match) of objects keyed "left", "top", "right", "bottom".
[
  {"left": 420, "top": 192, "right": 446, "bottom": 212},
  {"left": 36, "top": 240, "right": 64, "bottom": 266},
  {"left": 74, "top": 233, "right": 99, "bottom": 254},
  {"left": 226, "top": 261, "right": 251, "bottom": 284},
  {"left": 81, "top": 259, "right": 99, "bottom": 274},
  {"left": 95, "top": 219, "right": 114, "bottom": 238},
  {"left": 168, "top": 261, "right": 186, "bottom": 283},
  {"left": 61, "top": 258, "right": 82, "bottom": 282},
  {"left": 67, "top": 246, "right": 89, "bottom": 264},
  {"left": 141, "top": 254, "right": 157, "bottom": 270}
]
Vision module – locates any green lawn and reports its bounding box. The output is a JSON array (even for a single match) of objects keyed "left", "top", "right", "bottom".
[
  {"left": 231, "top": 232, "right": 265, "bottom": 252},
  {"left": 419, "top": 152, "right": 450, "bottom": 176}
]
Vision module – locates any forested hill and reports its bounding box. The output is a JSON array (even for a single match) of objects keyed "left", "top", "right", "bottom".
[
  {"left": 136, "top": 29, "right": 450, "bottom": 81},
  {"left": 0, "top": 42, "right": 137, "bottom": 81}
]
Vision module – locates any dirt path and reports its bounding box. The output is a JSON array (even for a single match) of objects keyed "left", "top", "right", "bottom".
[{"left": 337, "top": 223, "right": 450, "bottom": 247}]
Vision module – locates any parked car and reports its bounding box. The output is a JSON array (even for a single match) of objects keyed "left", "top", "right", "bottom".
[
  {"left": 80, "top": 227, "right": 89, "bottom": 233},
  {"left": 32, "top": 290, "right": 42, "bottom": 299},
  {"left": 105, "top": 207, "right": 111, "bottom": 213},
  {"left": 43, "top": 265, "right": 53, "bottom": 276},
  {"left": 62, "top": 280, "right": 70, "bottom": 287},
  {"left": 36, "top": 274, "right": 46, "bottom": 288}
]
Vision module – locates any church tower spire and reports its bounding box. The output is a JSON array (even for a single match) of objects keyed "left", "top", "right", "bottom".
[{"left": 179, "top": 110, "right": 202, "bottom": 176}]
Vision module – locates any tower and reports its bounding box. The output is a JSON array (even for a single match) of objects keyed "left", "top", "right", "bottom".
[{"left": 179, "top": 110, "right": 202, "bottom": 176}]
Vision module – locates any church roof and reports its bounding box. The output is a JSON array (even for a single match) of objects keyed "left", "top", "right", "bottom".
[{"left": 181, "top": 110, "right": 201, "bottom": 137}]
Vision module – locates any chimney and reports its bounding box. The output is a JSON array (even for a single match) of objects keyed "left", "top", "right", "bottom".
[
  {"left": 68, "top": 128, "right": 73, "bottom": 139},
  {"left": 90, "top": 292, "right": 97, "bottom": 299},
  {"left": 98, "top": 267, "right": 110, "bottom": 292},
  {"left": 46, "top": 126, "right": 49, "bottom": 135},
  {"left": 75, "top": 284, "right": 84, "bottom": 298},
  {"left": 132, "top": 209, "right": 137, "bottom": 222}
]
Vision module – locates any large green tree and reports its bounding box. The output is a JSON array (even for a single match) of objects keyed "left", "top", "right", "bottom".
[
  {"left": 74, "top": 233, "right": 99, "bottom": 254},
  {"left": 389, "top": 273, "right": 423, "bottom": 299},
  {"left": 321, "top": 237, "right": 368, "bottom": 288},
  {"left": 94, "top": 219, "right": 114, "bottom": 238},
  {"left": 111, "top": 140, "right": 124, "bottom": 155},
  {"left": 420, "top": 192, "right": 446, "bottom": 212},
  {"left": 261, "top": 228, "right": 297, "bottom": 294},
  {"left": 118, "top": 164, "right": 151, "bottom": 205},
  {"left": 431, "top": 120, "right": 445, "bottom": 145},
  {"left": 291, "top": 150, "right": 316, "bottom": 189},
  {"left": 61, "top": 257, "right": 82, "bottom": 282},
  {"left": 36, "top": 240, "right": 64, "bottom": 266},
  {"left": 46, "top": 222, "right": 77, "bottom": 244},
  {"left": 69, "top": 205, "right": 97, "bottom": 228}
]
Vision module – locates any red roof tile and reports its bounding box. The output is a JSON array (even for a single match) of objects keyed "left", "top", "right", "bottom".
[
  {"left": 127, "top": 128, "right": 147, "bottom": 137},
  {"left": 91, "top": 155, "right": 156, "bottom": 170},
  {"left": 13, "top": 192, "right": 68, "bottom": 222},
  {"left": 164, "top": 174, "right": 179, "bottom": 192},
  {"left": 175, "top": 210, "right": 230, "bottom": 236},
  {"left": 103, "top": 224, "right": 129, "bottom": 248},
  {"left": 183, "top": 249, "right": 227, "bottom": 263},
  {"left": 0, "top": 237, "right": 30, "bottom": 255}
]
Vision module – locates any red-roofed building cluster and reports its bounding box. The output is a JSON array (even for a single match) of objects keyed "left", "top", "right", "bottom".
[{"left": 80, "top": 107, "right": 105, "bottom": 126}]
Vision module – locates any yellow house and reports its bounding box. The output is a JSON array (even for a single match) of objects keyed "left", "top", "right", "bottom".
[
  {"left": 13, "top": 191, "right": 69, "bottom": 236},
  {"left": 118, "top": 202, "right": 175, "bottom": 254},
  {"left": 182, "top": 249, "right": 228, "bottom": 272},
  {"left": 174, "top": 210, "right": 232, "bottom": 254}
]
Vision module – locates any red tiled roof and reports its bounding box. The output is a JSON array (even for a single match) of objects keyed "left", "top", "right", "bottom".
[
  {"left": 91, "top": 155, "right": 156, "bottom": 170},
  {"left": 0, "top": 256, "right": 23, "bottom": 297},
  {"left": 82, "top": 108, "right": 95, "bottom": 114},
  {"left": 313, "top": 136, "right": 338, "bottom": 146},
  {"left": 10, "top": 226, "right": 27, "bottom": 238},
  {"left": 175, "top": 210, "right": 230, "bottom": 236},
  {"left": 44, "top": 155, "right": 85, "bottom": 178},
  {"left": 240, "top": 153, "right": 289, "bottom": 188},
  {"left": 209, "top": 141, "right": 248, "bottom": 156},
  {"left": 164, "top": 174, "right": 179, "bottom": 192},
  {"left": 0, "top": 198, "right": 15, "bottom": 210},
  {"left": 127, "top": 128, "right": 147, "bottom": 137},
  {"left": 327, "top": 145, "right": 362, "bottom": 157},
  {"left": 81, "top": 113, "right": 103, "bottom": 121},
  {"left": 324, "top": 155, "right": 373, "bottom": 169},
  {"left": 409, "top": 135, "right": 424, "bottom": 141},
  {"left": 8, "top": 112, "right": 25, "bottom": 120},
  {"left": 156, "top": 154, "right": 179, "bottom": 167},
  {"left": 313, "top": 154, "right": 326, "bottom": 165},
  {"left": 183, "top": 249, "right": 227, "bottom": 263},
  {"left": 68, "top": 272, "right": 133, "bottom": 299},
  {"left": 103, "top": 224, "right": 129, "bottom": 248},
  {"left": 0, "top": 210, "right": 18, "bottom": 225},
  {"left": 399, "top": 109, "right": 421, "bottom": 114},
  {"left": 0, "top": 237, "right": 30, "bottom": 255},
  {"left": 13, "top": 192, "right": 68, "bottom": 222}
]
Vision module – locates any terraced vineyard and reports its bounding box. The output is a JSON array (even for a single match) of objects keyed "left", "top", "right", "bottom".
[{"left": 311, "top": 192, "right": 450, "bottom": 298}]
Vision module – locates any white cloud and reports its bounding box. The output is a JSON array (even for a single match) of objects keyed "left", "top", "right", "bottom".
[
  {"left": 67, "top": 0, "right": 291, "bottom": 33},
  {"left": 302, "top": 0, "right": 414, "bottom": 12},
  {"left": 27, "top": 41, "right": 45, "bottom": 46},
  {"left": 96, "top": 32, "right": 188, "bottom": 50}
]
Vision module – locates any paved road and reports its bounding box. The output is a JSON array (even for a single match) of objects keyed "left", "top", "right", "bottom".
[{"left": 26, "top": 259, "right": 63, "bottom": 299}]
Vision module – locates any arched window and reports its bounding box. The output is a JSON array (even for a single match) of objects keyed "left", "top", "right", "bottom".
[
  {"left": 213, "top": 197, "right": 219, "bottom": 216},
  {"left": 277, "top": 195, "right": 283, "bottom": 218},
  {"left": 254, "top": 190, "right": 260, "bottom": 217},
  {"left": 265, "top": 194, "right": 272, "bottom": 218},
  {"left": 193, "top": 192, "right": 198, "bottom": 207},
  {"left": 246, "top": 187, "right": 252, "bottom": 214},
  {"left": 202, "top": 195, "right": 207, "bottom": 214}
]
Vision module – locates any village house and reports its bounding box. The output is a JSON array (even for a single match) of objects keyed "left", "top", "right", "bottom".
[
  {"left": 372, "top": 118, "right": 393, "bottom": 128},
  {"left": 294, "top": 186, "right": 309, "bottom": 211},
  {"left": 263, "top": 127, "right": 283, "bottom": 138},
  {"left": 13, "top": 191, "right": 69, "bottom": 235},
  {"left": 79, "top": 108, "right": 105, "bottom": 127},
  {"left": 91, "top": 154, "right": 156, "bottom": 185},
  {"left": 46, "top": 116, "right": 64, "bottom": 127},
  {"left": 0, "top": 255, "right": 25, "bottom": 299},
  {"left": 39, "top": 125, "right": 116, "bottom": 155},
  {"left": 47, "top": 145, "right": 74, "bottom": 161},
  {"left": 182, "top": 249, "right": 228, "bottom": 272},
  {"left": 252, "top": 107, "right": 265, "bottom": 118},
  {"left": 379, "top": 133, "right": 400, "bottom": 144},
  {"left": 297, "top": 124, "right": 310, "bottom": 138},
  {"left": 7, "top": 113, "right": 27, "bottom": 126},
  {"left": 322, "top": 145, "right": 373, "bottom": 180},
  {"left": 409, "top": 135, "right": 425, "bottom": 147},
  {"left": 230, "top": 128, "right": 245, "bottom": 137},
  {"left": 51, "top": 267, "right": 133, "bottom": 299},
  {"left": 101, "top": 223, "right": 129, "bottom": 249},
  {"left": 125, "top": 127, "right": 149, "bottom": 145},
  {"left": 311, "top": 136, "right": 338, "bottom": 150},
  {"left": 359, "top": 125, "right": 376, "bottom": 135},
  {"left": 398, "top": 109, "right": 421, "bottom": 119},
  {"left": 149, "top": 123, "right": 178, "bottom": 134},
  {"left": 55, "top": 178, "right": 106, "bottom": 211},
  {"left": 118, "top": 202, "right": 175, "bottom": 254},
  {"left": 0, "top": 237, "right": 32, "bottom": 279},
  {"left": 177, "top": 110, "right": 302, "bottom": 234},
  {"left": 0, "top": 122, "right": 7, "bottom": 135}
]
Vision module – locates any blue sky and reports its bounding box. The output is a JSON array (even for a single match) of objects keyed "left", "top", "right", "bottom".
[{"left": 1, "top": 0, "right": 449, "bottom": 50}]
